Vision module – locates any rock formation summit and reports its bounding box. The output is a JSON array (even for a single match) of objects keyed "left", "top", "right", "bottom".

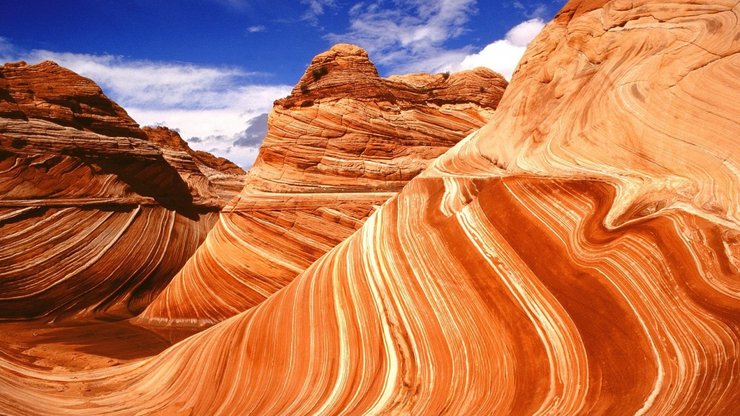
[
  {"left": 138, "top": 43, "right": 508, "bottom": 326},
  {"left": 249, "top": 43, "right": 506, "bottom": 193},
  {"left": 0, "top": 61, "right": 240, "bottom": 320}
]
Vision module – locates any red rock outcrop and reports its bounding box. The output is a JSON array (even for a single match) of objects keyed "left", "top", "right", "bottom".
[
  {"left": 137, "top": 43, "right": 507, "bottom": 326},
  {"left": 0, "top": 61, "right": 231, "bottom": 320},
  {"left": 248, "top": 44, "right": 505, "bottom": 193},
  {"left": 1, "top": 1, "right": 738, "bottom": 414},
  {"left": 144, "top": 126, "right": 246, "bottom": 201}
]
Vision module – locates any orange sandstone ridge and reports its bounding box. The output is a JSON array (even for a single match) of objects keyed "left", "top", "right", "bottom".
[
  {"left": 0, "top": 61, "right": 241, "bottom": 320},
  {"left": 137, "top": 43, "right": 507, "bottom": 326},
  {"left": 0, "top": 0, "right": 738, "bottom": 414}
]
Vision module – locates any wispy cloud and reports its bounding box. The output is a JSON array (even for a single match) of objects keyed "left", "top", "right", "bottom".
[
  {"left": 0, "top": 37, "right": 14, "bottom": 55},
  {"left": 18, "top": 50, "right": 255, "bottom": 109},
  {"left": 513, "top": 1, "right": 550, "bottom": 18},
  {"left": 301, "top": 0, "right": 337, "bottom": 22},
  {"left": 325, "top": 1, "right": 548, "bottom": 79},
  {"left": 326, "top": 0, "right": 476, "bottom": 73},
  {"left": 211, "top": 0, "right": 249, "bottom": 11},
  {"left": 1, "top": 41, "right": 291, "bottom": 168},
  {"left": 247, "top": 25, "right": 266, "bottom": 33}
]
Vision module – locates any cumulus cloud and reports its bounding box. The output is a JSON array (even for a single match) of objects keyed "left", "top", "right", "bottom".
[
  {"left": 326, "top": 0, "right": 476, "bottom": 73},
  {"left": 123, "top": 84, "right": 288, "bottom": 138},
  {"left": 174, "top": 113, "right": 268, "bottom": 167},
  {"left": 448, "top": 18, "right": 545, "bottom": 80},
  {"left": 1, "top": 41, "right": 291, "bottom": 168}
]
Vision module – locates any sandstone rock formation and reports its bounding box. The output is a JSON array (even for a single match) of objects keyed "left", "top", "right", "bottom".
[
  {"left": 143, "top": 126, "right": 246, "bottom": 201},
  {"left": 248, "top": 43, "right": 505, "bottom": 193},
  {"left": 1, "top": 0, "right": 739, "bottom": 414},
  {"left": 0, "top": 61, "right": 233, "bottom": 320},
  {"left": 137, "top": 43, "right": 507, "bottom": 326}
]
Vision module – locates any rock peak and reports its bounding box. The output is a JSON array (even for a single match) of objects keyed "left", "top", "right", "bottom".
[
  {"left": 289, "top": 43, "right": 379, "bottom": 98},
  {"left": 280, "top": 43, "right": 506, "bottom": 110},
  {"left": 326, "top": 43, "right": 369, "bottom": 57},
  {"left": 34, "top": 60, "right": 63, "bottom": 69}
]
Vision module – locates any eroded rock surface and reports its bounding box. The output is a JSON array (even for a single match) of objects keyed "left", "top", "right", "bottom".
[
  {"left": 138, "top": 44, "right": 507, "bottom": 326},
  {"left": 0, "top": 62, "right": 233, "bottom": 320},
  {"left": 144, "top": 126, "right": 246, "bottom": 202},
  {"left": 1, "top": 1, "right": 738, "bottom": 414}
]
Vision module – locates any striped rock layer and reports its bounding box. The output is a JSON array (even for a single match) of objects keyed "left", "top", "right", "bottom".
[
  {"left": 137, "top": 43, "right": 507, "bottom": 326},
  {"left": 0, "top": 61, "right": 234, "bottom": 320},
  {"left": 143, "top": 126, "right": 246, "bottom": 201},
  {"left": 0, "top": 0, "right": 739, "bottom": 415}
]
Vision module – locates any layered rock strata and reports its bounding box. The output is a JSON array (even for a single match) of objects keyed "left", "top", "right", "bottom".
[
  {"left": 138, "top": 44, "right": 507, "bottom": 326},
  {"left": 0, "top": 61, "right": 229, "bottom": 320},
  {"left": 144, "top": 126, "right": 246, "bottom": 201},
  {"left": 1, "top": 1, "right": 738, "bottom": 414}
]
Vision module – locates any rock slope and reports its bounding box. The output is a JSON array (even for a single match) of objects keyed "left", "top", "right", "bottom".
[
  {"left": 1, "top": 0, "right": 738, "bottom": 414},
  {"left": 138, "top": 43, "right": 507, "bottom": 326},
  {"left": 0, "top": 61, "right": 234, "bottom": 320},
  {"left": 143, "top": 126, "right": 246, "bottom": 201}
]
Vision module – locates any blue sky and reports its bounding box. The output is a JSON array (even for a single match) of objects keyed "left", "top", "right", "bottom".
[{"left": 0, "top": 0, "right": 566, "bottom": 167}]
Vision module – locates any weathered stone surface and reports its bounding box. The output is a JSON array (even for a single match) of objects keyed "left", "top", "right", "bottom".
[
  {"left": 0, "top": 62, "right": 235, "bottom": 320},
  {"left": 2, "top": 1, "right": 739, "bottom": 414},
  {"left": 0, "top": 61, "right": 143, "bottom": 138},
  {"left": 143, "top": 126, "right": 246, "bottom": 202},
  {"left": 248, "top": 44, "right": 506, "bottom": 193},
  {"left": 138, "top": 43, "right": 507, "bottom": 326}
]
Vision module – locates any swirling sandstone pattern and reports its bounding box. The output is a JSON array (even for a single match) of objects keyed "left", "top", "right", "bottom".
[
  {"left": 1, "top": 0, "right": 739, "bottom": 414},
  {"left": 0, "top": 62, "right": 232, "bottom": 320},
  {"left": 138, "top": 44, "right": 507, "bottom": 326}
]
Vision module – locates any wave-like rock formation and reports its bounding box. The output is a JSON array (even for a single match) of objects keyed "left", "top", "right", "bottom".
[
  {"left": 0, "top": 61, "right": 233, "bottom": 320},
  {"left": 0, "top": 0, "right": 738, "bottom": 414},
  {"left": 138, "top": 44, "right": 507, "bottom": 326}
]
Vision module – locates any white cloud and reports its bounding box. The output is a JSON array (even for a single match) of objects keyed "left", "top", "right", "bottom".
[
  {"left": 301, "top": 0, "right": 337, "bottom": 23},
  {"left": 504, "top": 18, "right": 546, "bottom": 47},
  {"left": 247, "top": 25, "right": 266, "bottom": 33},
  {"left": 325, "top": 1, "right": 546, "bottom": 80},
  {"left": 326, "top": 0, "right": 476, "bottom": 73},
  {"left": 1, "top": 42, "right": 291, "bottom": 168},
  {"left": 19, "top": 50, "right": 254, "bottom": 108},
  {"left": 445, "top": 18, "right": 545, "bottom": 80},
  {"left": 172, "top": 128, "right": 264, "bottom": 168}
]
